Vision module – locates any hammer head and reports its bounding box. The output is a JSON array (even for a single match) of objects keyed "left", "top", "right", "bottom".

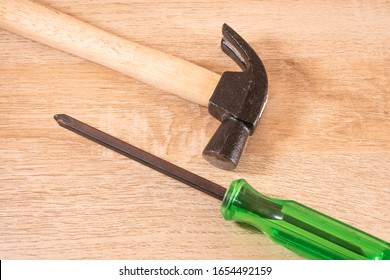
[{"left": 202, "top": 24, "right": 268, "bottom": 170}]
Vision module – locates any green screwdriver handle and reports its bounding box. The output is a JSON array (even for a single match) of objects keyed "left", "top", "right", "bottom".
[{"left": 221, "top": 179, "right": 390, "bottom": 260}]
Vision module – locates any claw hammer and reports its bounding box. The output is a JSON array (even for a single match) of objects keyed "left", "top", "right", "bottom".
[{"left": 0, "top": 0, "right": 268, "bottom": 170}]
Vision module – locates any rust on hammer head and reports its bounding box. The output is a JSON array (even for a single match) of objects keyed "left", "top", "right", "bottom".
[{"left": 203, "top": 24, "right": 268, "bottom": 171}]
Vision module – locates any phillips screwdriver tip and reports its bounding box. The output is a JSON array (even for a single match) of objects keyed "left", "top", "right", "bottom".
[{"left": 54, "top": 114, "right": 70, "bottom": 125}]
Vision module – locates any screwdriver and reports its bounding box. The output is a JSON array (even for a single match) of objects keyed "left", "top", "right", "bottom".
[{"left": 54, "top": 114, "right": 390, "bottom": 260}]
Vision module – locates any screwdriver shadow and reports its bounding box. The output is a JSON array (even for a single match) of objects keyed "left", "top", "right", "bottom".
[{"left": 235, "top": 221, "right": 263, "bottom": 234}]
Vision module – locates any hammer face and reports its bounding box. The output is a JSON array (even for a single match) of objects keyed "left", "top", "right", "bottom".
[
  {"left": 203, "top": 24, "right": 268, "bottom": 170},
  {"left": 203, "top": 118, "right": 250, "bottom": 171}
]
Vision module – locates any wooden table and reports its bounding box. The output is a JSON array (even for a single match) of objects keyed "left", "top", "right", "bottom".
[{"left": 1, "top": 0, "right": 389, "bottom": 259}]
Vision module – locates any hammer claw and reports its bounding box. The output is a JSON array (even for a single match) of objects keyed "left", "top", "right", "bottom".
[{"left": 221, "top": 24, "right": 249, "bottom": 71}]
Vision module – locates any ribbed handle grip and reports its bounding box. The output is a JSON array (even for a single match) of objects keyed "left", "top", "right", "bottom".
[{"left": 221, "top": 179, "right": 390, "bottom": 260}]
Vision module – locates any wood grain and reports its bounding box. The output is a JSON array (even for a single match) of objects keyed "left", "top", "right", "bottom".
[{"left": 0, "top": 0, "right": 389, "bottom": 259}]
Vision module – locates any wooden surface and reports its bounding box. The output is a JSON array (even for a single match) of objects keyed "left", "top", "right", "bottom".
[{"left": 0, "top": 0, "right": 389, "bottom": 260}]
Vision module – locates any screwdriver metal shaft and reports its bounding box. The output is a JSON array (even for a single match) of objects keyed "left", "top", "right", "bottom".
[{"left": 54, "top": 114, "right": 226, "bottom": 200}]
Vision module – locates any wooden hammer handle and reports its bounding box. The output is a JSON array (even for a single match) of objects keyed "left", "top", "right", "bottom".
[{"left": 0, "top": 0, "right": 220, "bottom": 106}]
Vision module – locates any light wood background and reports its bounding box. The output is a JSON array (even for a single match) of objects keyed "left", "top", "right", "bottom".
[{"left": 0, "top": 0, "right": 389, "bottom": 260}]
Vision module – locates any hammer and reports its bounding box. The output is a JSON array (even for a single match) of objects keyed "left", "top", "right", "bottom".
[{"left": 0, "top": 0, "right": 268, "bottom": 170}]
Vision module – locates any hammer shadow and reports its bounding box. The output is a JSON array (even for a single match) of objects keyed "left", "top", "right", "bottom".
[{"left": 237, "top": 37, "right": 319, "bottom": 174}]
